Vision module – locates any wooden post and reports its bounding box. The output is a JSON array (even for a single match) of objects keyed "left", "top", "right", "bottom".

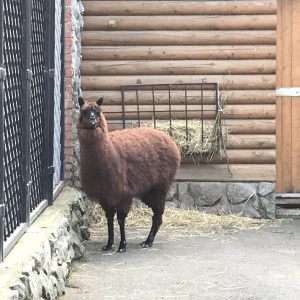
[{"left": 276, "top": 0, "right": 300, "bottom": 194}]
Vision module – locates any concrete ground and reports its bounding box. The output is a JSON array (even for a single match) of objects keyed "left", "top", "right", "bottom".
[{"left": 63, "top": 218, "right": 300, "bottom": 300}]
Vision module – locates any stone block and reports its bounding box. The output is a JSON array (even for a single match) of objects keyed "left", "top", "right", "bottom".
[
  {"left": 189, "top": 182, "right": 227, "bottom": 207},
  {"left": 227, "top": 182, "right": 258, "bottom": 204},
  {"left": 257, "top": 182, "right": 275, "bottom": 197}
]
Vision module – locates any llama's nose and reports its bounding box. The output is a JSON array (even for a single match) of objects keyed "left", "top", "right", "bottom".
[{"left": 90, "top": 112, "right": 96, "bottom": 124}]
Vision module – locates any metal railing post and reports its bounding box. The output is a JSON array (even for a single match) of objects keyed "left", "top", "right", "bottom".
[
  {"left": 21, "top": 0, "right": 33, "bottom": 227},
  {"left": 0, "top": 0, "right": 5, "bottom": 263},
  {"left": 44, "top": 0, "right": 55, "bottom": 205},
  {"left": 60, "top": 0, "right": 65, "bottom": 182}
]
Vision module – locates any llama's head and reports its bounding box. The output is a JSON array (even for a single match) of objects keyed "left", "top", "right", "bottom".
[{"left": 78, "top": 97, "right": 106, "bottom": 131}]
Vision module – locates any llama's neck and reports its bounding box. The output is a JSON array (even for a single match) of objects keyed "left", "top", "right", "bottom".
[{"left": 79, "top": 128, "right": 116, "bottom": 168}]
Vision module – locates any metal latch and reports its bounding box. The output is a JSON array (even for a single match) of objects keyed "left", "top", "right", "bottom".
[
  {"left": 0, "top": 204, "right": 5, "bottom": 218},
  {"left": 26, "top": 69, "right": 32, "bottom": 81},
  {"left": 49, "top": 69, "right": 55, "bottom": 79},
  {"left": 48, "top": 166, "right": 55, "bottom": 175},
  {"left": 0, "top": 68, "right": 6, "bottom": 81}
]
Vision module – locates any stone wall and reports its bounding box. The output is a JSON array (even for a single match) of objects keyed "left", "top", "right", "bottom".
[
  {"left": 166, "top": 181, "right": 275, "bottom": 219},
  {"left": 0, "top": 188, "right": 89, "bottom": 300}
]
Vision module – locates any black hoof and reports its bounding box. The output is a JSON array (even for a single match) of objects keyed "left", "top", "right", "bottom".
[
  {"left": 140, "top": 240, "right": 153, "bottom": 248},
  {"left": 101, "top": 244, "right": 112, "bottom": 251},
  {"left": 117, "top": 247, "right": 126, "bottom": 253}
]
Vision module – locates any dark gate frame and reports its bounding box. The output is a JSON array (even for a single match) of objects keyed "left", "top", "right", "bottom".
[{"left": 0, "top": 0, "right": 65, "bottom": 262}]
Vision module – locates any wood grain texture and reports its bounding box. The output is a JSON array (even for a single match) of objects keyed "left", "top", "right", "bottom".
[
  {"left": 82, "top": 46, "right": 276, "bottom": 61},
  {"left": 81, "top": 60, "right": 275, "bottom": 76},
  {"left": 81, "top": 75, "right": 275, "bottom": 91},
  {"left": 82, "top": 1, "right": 277, "bottom": 16},
  {"left": 106, "top": 119, "right": 276, "bottom": 135},
  {"left": 82, "top": 31, "right": 276, "bottom": 46},
  {"left": 175, "top": 164, "right": 275, "bottom": 182},
  {"left": 83, "top": 15, "right": 276, "bottom": 31}
]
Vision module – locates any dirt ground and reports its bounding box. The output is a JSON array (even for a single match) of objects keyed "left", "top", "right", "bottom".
[{"left": 62, "top": 218, "right": 300, "bottom": 300}]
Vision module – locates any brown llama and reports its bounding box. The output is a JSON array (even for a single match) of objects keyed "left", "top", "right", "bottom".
[{"left": 77, "top": 96, "right": 181, "bottom": 252}]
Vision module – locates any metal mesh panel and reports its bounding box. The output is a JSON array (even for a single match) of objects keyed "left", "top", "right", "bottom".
[
  {"left": 3, "top": 0, "right": 24, "bottom": 240},
  {"left": 30, "top": 0, "right": 47, "bottom": 211},
  {"left": 53, "top": 0, "right": 62, "bottom": 188}
]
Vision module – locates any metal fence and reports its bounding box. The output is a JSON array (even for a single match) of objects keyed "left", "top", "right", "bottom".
[
  {"left": 120, "top": 82, "right": 220, "bottom": 148},
  {"left": 0, "top": 0, "right": 65, "bottom": 262}
]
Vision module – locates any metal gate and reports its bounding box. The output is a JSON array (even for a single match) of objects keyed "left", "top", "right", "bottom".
[{"left": 0, "top": 0, "right": 65, "bottom": 262}]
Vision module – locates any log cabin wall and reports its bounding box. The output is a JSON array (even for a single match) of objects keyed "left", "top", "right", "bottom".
[{"left": 80, "top": 0, "right": 276, "bottom": 181}]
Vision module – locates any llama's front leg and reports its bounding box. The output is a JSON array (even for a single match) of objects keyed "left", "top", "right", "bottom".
[
  {"left": 102, "top": 208, "right": 115, "bottom": 251},
  {"left": 117, "top": 211, "right": 128, "bottom": 252}
]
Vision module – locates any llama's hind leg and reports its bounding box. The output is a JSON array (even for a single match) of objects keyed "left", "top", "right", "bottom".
[
  {"left": 140, "top": 186, "right": 167, "bottom": 248},
  {"left": 102, "top": 207, "right": 115, "bottom": 251}
]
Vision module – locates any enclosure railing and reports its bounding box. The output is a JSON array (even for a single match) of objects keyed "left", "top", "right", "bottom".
[{"left": 0, "top": 0, "right": 65, "bottom": 262}]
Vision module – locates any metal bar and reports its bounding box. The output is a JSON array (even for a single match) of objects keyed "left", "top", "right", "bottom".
[
  {"left": 168, "top": 85, "right": 172, "bottom": 137},
  {"left": 276, "top": 88, "right": 300, "bottom": 97},
  {"left": 184, "top": 85, "right": 188, "bottom": 145},
  {"left": 21, "top": 0, "right": 33, "bottom": 226},
  {"left": 121, "top": 86, "right": 125, "bottom": 129},
  {"left": 44, "top": 0, "right": 55, "bottom": 205},
  {"left": 152, "top": 86, "right": 156, "bottom": 128},
  {"left": 135, "top": 86, "right": 140, "bottom": 127},
  {"left": 0, "top": 0, "right": 4, "bottom": 262},
  {"left": 201, "top": 83, "right": 204, "bottom": 147},
  {"left": 60, "top": 0, "right": 65, "bottom": 182}
]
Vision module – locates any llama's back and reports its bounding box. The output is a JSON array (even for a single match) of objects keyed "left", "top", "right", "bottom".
[{"left": 109, "top": 127, "right": 180, "bottom": 197}]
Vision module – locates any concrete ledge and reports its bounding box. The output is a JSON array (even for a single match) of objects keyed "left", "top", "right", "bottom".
[{"left": 0, "top": 187, "right": 89, "bottom": 300}]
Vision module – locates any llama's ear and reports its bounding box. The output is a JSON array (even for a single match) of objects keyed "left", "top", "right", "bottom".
[
  {"left": 78, "top": 97, "right": 84, "bottom": 107},
  {"left": 96, "top": 97, "right": 103, "bottom": 107}
]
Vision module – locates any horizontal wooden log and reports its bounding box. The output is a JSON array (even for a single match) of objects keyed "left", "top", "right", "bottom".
[
  {"left": 82, "top": 46, "right": 276, "bottom": 61},
  {"left": 103, "top": 104, "right": 275, "bottom": 120},
  {"left": 107, "top": 119, "right": 276, "bottom": 134},
  {"left": 226, "top": 134, "right": 275, "bottom": 149},
  {"left": 82, "top": 45, "right": 277, "bottom": 61},
  {"left": 81, "top": 31, "right": 276, "bottom": 47},
  {"left": 82, "top": 1, "right": 277, "bottom": 16},
  {"left": 176, "top": 164, "right": 275, "bottom": 182},
  {"left": 181, "top": 149, "right": 276, "bottom": 164},
  {"left": 81, "top": 75, "right": 276, "bottom": 91},
  {"left": 83, "top": 15, "right": 276, "bottom": 31},
  {"left": 81, "top": 60, "right": 275, "bottom": 76},
  {"left": 83, "top": 90, "right": 276, "bottom": 105}
]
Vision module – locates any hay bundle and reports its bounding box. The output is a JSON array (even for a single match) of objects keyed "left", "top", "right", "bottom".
[
  {"left": 135, "top": 97, "right": 228, "bottom": 161},
  {"left": 149, "top": 119, "right": 227, "bottom": 158}
]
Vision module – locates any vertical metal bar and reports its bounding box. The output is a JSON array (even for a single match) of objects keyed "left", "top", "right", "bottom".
[
  {"left": 216, "top": 83, "right": 220, "bottom": 112},
  {"left": 121, "top": 86, "right": 125, "bottom": 129},
  {"left": 135, "top": 86, "right": 140, "bottom": 127},
  {"left": 60, "top": 0, "right": 65, "bottom": 181},
  {"left": 44, "top": 0, "right": 55, "bottom": 205},
  {"left": 168, "top": 85, "right": 172, "bottom": 137},
  {"left": 0, "top": 0, "right": 5, "bottom": 262},
  {"left": 201, "top": 83, "right": 204, "bottom": 147},
  {"left": 152, "top": 85, "right": 156, "bottom": 128},
  {"left": 21, "top": 0, "right": 33, "bottom": 226},
  {"left": 184, "top": 85, "right": 188, "bottom": 145}
]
